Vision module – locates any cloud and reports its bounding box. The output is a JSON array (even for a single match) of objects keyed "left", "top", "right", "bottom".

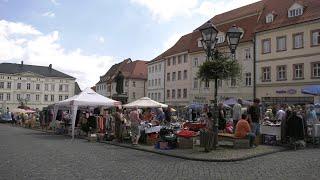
[
  {"left": 0, "top": 20, "right": 117, "bottom": 89},
  {"left": 97, "top": 36, "right": 105, "bottom": 43},
  {"left": 130, "top": 0, "right": 198, "bottom": 22},
  {"left": 42, "top": 11, "right": 55, "bottom": 18},
  {"left": 50, "top": 0, "right": 59, "bottom": 5},
  {"left": 131, "top": 0, "right": 261, "bottom": 22}
]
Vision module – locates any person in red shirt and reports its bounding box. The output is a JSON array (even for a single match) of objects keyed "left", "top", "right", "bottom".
[{"left": 235, "top": 114, "right": 256, "bottom": 148}]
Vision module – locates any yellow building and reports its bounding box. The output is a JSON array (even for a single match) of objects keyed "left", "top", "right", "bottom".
[{"left": 255, "top": 0, "right": 320, "bottom": 105}]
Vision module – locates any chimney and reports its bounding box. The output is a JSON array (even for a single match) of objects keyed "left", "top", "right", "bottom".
[{"left": 49, "top": 64, "right": 52, "bottom": 71}]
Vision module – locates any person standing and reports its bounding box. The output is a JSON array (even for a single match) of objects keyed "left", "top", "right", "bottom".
[
  {"left": 276, "top": 105, "right": 286, "bottom": 122},
  {"left": 114, "top": 107, "right": 123, "bottom": 142},
  {"left": 248, "top": 98, "right": 261, "bottom": 137},
  {"left": 232, "top": 98, "right": 242, "bottom": 131},
  {"left": 129, "top": 107, "right": 141, "bottom": 145},
  {"left": 204, "top": 112, "right": 214, "bottom": 152},
  {"left": 218, "top": 103, "right": 226, "bottom": 132}
]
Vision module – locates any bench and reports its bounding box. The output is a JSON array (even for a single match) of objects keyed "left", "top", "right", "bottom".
[{"left": 218, "top": 133, "right": 250, "bottom": 149}]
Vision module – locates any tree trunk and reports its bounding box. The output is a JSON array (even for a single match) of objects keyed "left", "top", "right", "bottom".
[{"left": 214, "top": 78, "right": 218, "bottom": 103}]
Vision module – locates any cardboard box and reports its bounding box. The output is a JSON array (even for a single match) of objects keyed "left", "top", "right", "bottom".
[{"left": 177, "top": 137, "right": 193, "bottom": 149}]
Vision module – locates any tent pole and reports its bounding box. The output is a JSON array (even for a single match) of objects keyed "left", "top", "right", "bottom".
[{"left": 71, "top": 105, "right": 78, "bottom": 140}]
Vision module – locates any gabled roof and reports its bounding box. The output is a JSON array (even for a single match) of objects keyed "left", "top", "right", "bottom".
[
  {"left": 0, "top": 62, "right": 75, "bottom": 79},
  {"left": 256, "top": 0, "right": 320, "bottom": 32},
  {"left": 97, "top": 58, "right": 131, "bottom": 84},
  {"left": 74, "top": 82, "right": 82, "bottom": 95}
]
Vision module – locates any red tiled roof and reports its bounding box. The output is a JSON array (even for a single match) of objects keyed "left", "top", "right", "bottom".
[
  {"left": 256, "top": 0, "right": 320, "bottom": 32},
  {"left": 121, "top": 60, "right": 148, "bottom": 80}
]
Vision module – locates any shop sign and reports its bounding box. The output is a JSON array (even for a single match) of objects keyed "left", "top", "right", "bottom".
[
  {"left": 287, "top": 89, "right": 297, "bottom": 94},
  {"left": 276, "top": 90, "right": 286, "bottom": 94}
]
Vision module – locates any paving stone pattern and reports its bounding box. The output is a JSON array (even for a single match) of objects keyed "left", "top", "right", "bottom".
[{"left": 0, "top": 124, "right": 319, "bottom": 180}]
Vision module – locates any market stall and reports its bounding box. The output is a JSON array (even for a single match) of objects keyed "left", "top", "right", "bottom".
[
  {"left": 53, "top": 88, "right": 121, "bottom": 139},
  {"left": 123, "top": 97, "right": 168, "bottom": 108}
]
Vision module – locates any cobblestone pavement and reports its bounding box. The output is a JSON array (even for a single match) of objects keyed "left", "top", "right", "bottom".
[{"left": 0, "top": 124, "right": 319, "bottom": 180}]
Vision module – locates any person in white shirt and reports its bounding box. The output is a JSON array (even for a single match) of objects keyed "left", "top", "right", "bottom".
[
  {"left": 276, "top": 106, "right": 286, "bottom": 122},
  {"left": 232, "top": 98, "right": 242, "bottom": 131}
]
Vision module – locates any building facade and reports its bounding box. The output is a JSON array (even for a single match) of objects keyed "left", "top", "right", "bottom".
[
  {"left": 146, "top": 60, "right": 165, "bottom": 103},
  {"left": 0, "top": 62, "right": 76, "bottom": 110},
  {"left": 96, "top": 59, "right": 147, "bottom": 103},
  {"left": 255, "top": 0, "right": 320, "bottom": 105}
]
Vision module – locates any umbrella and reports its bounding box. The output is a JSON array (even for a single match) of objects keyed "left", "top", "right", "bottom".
[
  {"left": 301, "top": 85, "right": 320, "bottom": 96},
  {"left": 11, "top": 108, "right": 27, "bottom": 113},
  {"left": 223, "top": 98, "right": 252, "bottom": 106},
  {"left": 186, "top": 103, "right": 204, "bottom": 110}
]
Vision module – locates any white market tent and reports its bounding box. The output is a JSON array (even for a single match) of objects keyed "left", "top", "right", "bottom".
[
  {"left": 53, "top": 88, "right": 121, "bottom": 139},
  {"left": 123, "top": 97, "right": 168, "bottom": 108}
]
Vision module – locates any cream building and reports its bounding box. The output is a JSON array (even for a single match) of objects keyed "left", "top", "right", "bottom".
[
  {"left": 96, "top": 59, "right": 147, "bottom": 103},
  {"left": 146, "top": 60, "right": 165, "bottom": 103},
  {"left": 0, "top": 62, "right": 77, "bottom": 110},
  {"left": 255, "top": 0, "right": 320, "bottom": 105}
]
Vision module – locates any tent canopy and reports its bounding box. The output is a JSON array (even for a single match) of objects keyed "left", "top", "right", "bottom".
[
  {"left": 301, "top": 85, "right": 320, "bottom": 96},
  {"left": 55, "top": 87, "right": 121, "bottom": 107},
  {"left": 223, "top": 98, "right": 252, "bottom": 106},
  {"left": 123, "top": 97, "right": 168, "bottom": 108},
  {"left": 53, "top": 87, "right": 120, "bottom": 139}
]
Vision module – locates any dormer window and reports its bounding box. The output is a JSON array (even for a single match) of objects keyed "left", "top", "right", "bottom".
[
  {"left": 266, "top": 13, "right": 274, "bottom": 23},
  {"left": 288, "top": 3, "right": 304, "bottom": 18}
]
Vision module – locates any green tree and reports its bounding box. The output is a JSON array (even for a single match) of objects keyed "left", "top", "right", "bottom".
[{"left": 197, "top": 50, "right": 241, "bottom": 102}]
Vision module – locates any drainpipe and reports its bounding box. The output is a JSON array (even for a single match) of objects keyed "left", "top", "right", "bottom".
[{"left": 253, "top": 34, "right": 257, "bottom": 99}]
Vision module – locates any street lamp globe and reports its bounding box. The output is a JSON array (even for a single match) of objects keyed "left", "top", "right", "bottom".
[
  {"left": 199, "top": 21, "right": 218, "bottom": 51},
  {"left": 226, "top": 25, "right": 243, "bottom": 54}
]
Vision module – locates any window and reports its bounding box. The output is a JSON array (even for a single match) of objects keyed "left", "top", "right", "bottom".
[
  {"left": 158, "top": 78, "right": 161, "bottom": 86},
  {"left": 148, "top": 67, "right": 151, "bottom": 73},
  {"left": 26, "top": 83, "right": 31, "bottom": 90},
  {"left": 312, "top": 62, "right": 320, "bottom": 78},
  {"left": 311, "top": 29, "right": 320, "bottom": 46},
  {"left": 26, "top": 94, "right": 30, "bottom": 100},
  {"left": 178, "top": 55, "right": 182, "bottom": 64},
  {"left": 7, "top": 76, "right": 11, "bottom": 79},
  {"left": 193, "top": 58, "right": 198, "bottom": 67},
  {"left": 18, "top": 77, "right": 21, "bottom": 80},
  {"left": 45, "top": 84, "right": 49, "bottom": 91},
  {"left": 205, "top": 81, "right": 210, "bottom": 88},
  {"left": 293, "top": 64, "right": 304, "bottom": 79},
  {"left": 277, "top": 65, "right": 287, "bottom": 81},
  {"left": 158, "top": 93, "right": 160, "bottom": 100},
  {"left": 276, "top": 36, "right": 286, "bottom": 51},
  {"left": 167, "top": 58, "right": 171, "bottom": 66},
  {"left": 155, "top": 65, "right": 158, "bottom": 72},
  {"left": 288, "top": 7, "right": 303, "bottom": 18},
  {"left": 51, "top": 84, "right": 55, "bottom": 91},
  {"left": 184, "top": 54, "right": 188, "bottom": 63},
  {"left": 193, "top": 78, "right": 198, "bottom": 89},
  {"left": 0, "top": 76, "right": 3, "bottom": 79},
  {"left": 152, "top": 79, "right": 154, "bottom": 86},
  {"left": 0, "top": 93, "right": 3, "bottom": 101},
  {"left": 65, "top": 95, "right": 68, "bottom": 100},
  {"left": 155, "top": 79, "right": 157, "bottom": 86},
  {"left": 6, "top": 93, "right": 10, "bottom": 101},
  {"left": 36, "top": 84, "right": 40, "bottom": 90},
  {"left": 132, "top": 92, "right": 136, "bottom": 99},
  {"left": 132, "top": 81, "right": 136, "bottom": 87},
  {"left": 173, "top": 57, "right": 176, "bottom": 65},
  {"left": 172, "top": 89, "right": 176, "bottom": 99},
  {"left": 148, "top": 80, "right": 151, "bottom": 87},
  {"left": 59, "top": 84, "right": 63, "bottom": 91},
  {"left": 167, "top": 73, "right": 170, "bottom": 81},
  {"left": 0, "top": 82, "right": 3, "bottom": 89},
  {"left": 6, "top": 82, "right": 11, "bottom": 89},
  {"left": 183, "top": 70, "right": 188, "bottom": 80},
  {"left": 217, "top": 79, "right": 222, "bottom": 88},
  {"left": 17, "top": 83, "right": 21, "bottom": 90},
  {"left": 17, "top": 94, "right": 21, "bottom": 100},
  {"left": 244, "top": 48, "right": 251, "bottom": 60},
  {"left": 293, "top": 33, "right": 303, "bottom": 49},
  {"left": 44, "top": 95, "right": 48, "bottom": 101},
  {"left": 167, "top": 90, "right": 170, "bottom": 99},
  {"left": 230, "top": 78, "right": 236, "bottom": 87},
  {"left": 59, "top": 95, "right": 63, "bottom": 101},
  {"left": 245, "top": 73, "right": 252, "bottom": 86},
  {"left": 172, "top": 72, "right": 176, "bottom": 81},
  {"left": 159, "top": 64, "right": 161, "bottom": 71},
  {"left": 262, "top": 39, "right": 271, "bottom": 54},
  {"left": 183, "top": 89, "right": 187, "bottom": 98},
  {"left": 50, "top": 95, "right": 54, "bottom": 101},
  {"left": 65, "top": 85, "right": 69, "bottom": 92},
  {"left": 262, "top": 67, "right": 271, "bottom": 82},
  {"left": 266, "top": 14, "right": 274, "bottom": 23},
  {"left": 177, "top": 89, "right": 181, "bottom": 99},
  {"left": 36, "top": 94, "right": 40, "bottom": 101},
  {"left": 178, "top": 71, "right": 181, "bottom": 80}
]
